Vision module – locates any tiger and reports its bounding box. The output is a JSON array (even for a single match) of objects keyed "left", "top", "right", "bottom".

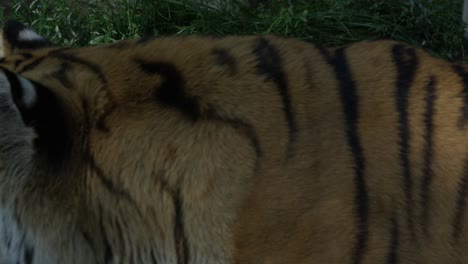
[{"left": 0, "top": 18, "right": 468, "bottom": 264}]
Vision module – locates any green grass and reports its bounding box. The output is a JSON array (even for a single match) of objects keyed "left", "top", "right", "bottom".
[{"left": 1, "top": 0, "right": 467, "bottom": 62}]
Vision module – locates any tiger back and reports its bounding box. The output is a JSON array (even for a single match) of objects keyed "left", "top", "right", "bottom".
[{"left": 0, "top": 19, "right": 467, "bottom": 264}]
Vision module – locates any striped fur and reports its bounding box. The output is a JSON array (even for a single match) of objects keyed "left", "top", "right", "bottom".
[{"left": 0, "top": 20, "right": 467, "bottom": 263}]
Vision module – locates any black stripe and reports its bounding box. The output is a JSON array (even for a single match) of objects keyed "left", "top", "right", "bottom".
[
  {"left": 99, "top": 207, "right": 113, "bottom": 264},
  {"left": 20, "top": 52, "right": 33, "bottom": 60},
  {"left": 17, "top": 233, "right": 27, "bottom": 263},
  {"left": 420, "top": 76, "right": 437, "bottom": 238},
  {"left": 151, "top": 252, "right": 159, "bottom": 264},
  {"left": 88, "top": 156, "right": 141, "bottom": 215},
  {"left": 134, "top": 59, "right": 261, "bottom": 170},
  {"left": 386, "top": 213, "right": 399, "bottom": 264},
  {"left": 81, "top": 97, "right": 92, "bottom": 144},
  {"left": 48, "top": 51, "right": 107, "bottom": 88},
  {"left": 96, "top": 104, "right": 116, "bottom": 133},
  {"left": 453, "top": 155, "right": 468, "bottom": 242},
  {"left": 115, "top": 219, "right": 126, "bottom": 261},
  {"left": 47, "top": 51, "right": 112, "bottom": 132},
  {"left": 17, "top": 48, "right": 70, "bottom": 73},
  {"left": 206, "top": 109, "right": 262, "bottom": 171},
  {"left": 319, "top": 46, "right": 369, "bottom": 264},
  {"left": 12, "top": 53, "right": 33, "bottom": 69},
  {"left": 23, "top": 246, "right": 34, "bottom": 264},
  {"left": 82, "top": 101, "right": 139, "bottom": 217},
  {"left": 173, "top": 189, "right": 189, "bottom": 264},
  {"left": 212, "top": 48, "right": 238, "bottom": 75},
  {"left": 51, "top": 62, "right": 73, "bottom": 88},
  {"left": 452, "top": 65, "right": 468, "bottom": 128},
  {"left": 81, "top": 230, "right": 98, "bottom": 260},
  {"left": 12, "top": 198, "right": 23, "bottom": 228},
  {"left": 18, "top": 56, "right": 46, "bottom": 73},
  {"left": 135, "top": 59, "right": 200, "bottom": 121},
  {"left": 1, "top": 216, "right": 12, "bottom": 250},
  {"left": 14, "top": 60, "right": 22, "bottom": 69},
  {"left": 316, "top": 46, "right": 334, "bottom": 61},
  {"left": 392, "top": 44, "right": 418, "bottom": 240},
  {"left": 2, "top": 69, "right": 24, "bottom": 112},
  {"left": 225, "top": 118, "right": 262, "bottom": 169},
  {"left": 253, "top": 37, "right": 297, "bottom": 151}
]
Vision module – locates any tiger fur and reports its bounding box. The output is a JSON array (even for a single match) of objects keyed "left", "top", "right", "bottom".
[{"left": 0, "top": 19, "right": 467, "bottom": 263}]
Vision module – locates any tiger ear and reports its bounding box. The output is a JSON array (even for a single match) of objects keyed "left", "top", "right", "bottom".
[{"left": 0, "top": 19, "right": 52, "bottom": 58}]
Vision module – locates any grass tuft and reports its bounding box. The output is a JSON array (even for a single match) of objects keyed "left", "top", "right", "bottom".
[{"left": 1, "top": 0, "right": 467, "bottom": 62}]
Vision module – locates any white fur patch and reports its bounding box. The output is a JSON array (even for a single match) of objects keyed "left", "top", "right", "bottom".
[
  {"left": 18, "top": 29, "right": 43, "bottom": 41},
  {"left": 17, "top": 76, "right": 37, "bottom": 109}
]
